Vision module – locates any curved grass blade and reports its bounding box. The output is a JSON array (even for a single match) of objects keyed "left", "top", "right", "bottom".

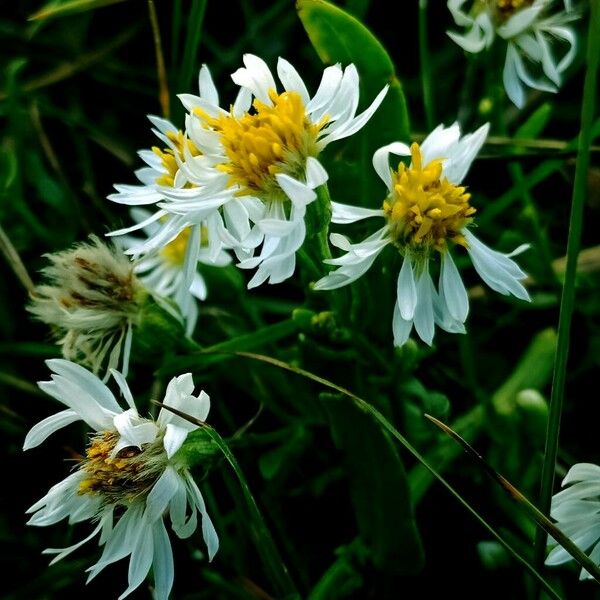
[
  {"left": 534, "top": 0, "right": 600, "bottom": 572},
  {"left": 153, "top": 401, "right": 301, "bottom": 600},
  {"left": 213, "top": 350, "right": 562, "bottom": 600},
  {"left": 425, "top": 414, "right": 600, "bottom": 584}
]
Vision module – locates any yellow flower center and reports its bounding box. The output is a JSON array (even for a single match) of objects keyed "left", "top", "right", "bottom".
[
  {"left": 78, "top": 431, "right": 159, "bottom": 502},
  {"left": 492, "top": 0, "right": 534, "bottom": 20},
  {"left": 159, "top": 225, "right": 208, "bottom": 266},
  {"left": 197, "top": 90, "right": 328, "bottom": 200},
  {"left": 383, "top": 143, "right": 475, "bottom": 255},
  {"left": 152, "top": 130, "right": 201, "bottom": 187}
]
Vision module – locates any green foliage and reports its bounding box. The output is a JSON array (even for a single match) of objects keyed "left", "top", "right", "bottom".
[{"left": 1, "top": 0, "right": 599, "bottom": 599}]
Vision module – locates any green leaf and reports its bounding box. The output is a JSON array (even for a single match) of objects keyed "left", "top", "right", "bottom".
[
  {"left": 297, "top": 0, "right": 409, "bottom": 206},
  {"left": 324, "top": 393, "right": 424, "bottom": 575}
]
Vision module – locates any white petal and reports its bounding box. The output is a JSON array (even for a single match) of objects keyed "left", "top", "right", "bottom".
[
  {"left": 23, "top": 409, "right": 79, "bottom": 450},
  {"left": 331, "top": 201, "right": 385, "bottom": 224},
  {"left": 109, "top": 369, "right": 136, "bottom": 410},
  {"left": 305, "top": 157, "right": 329, "bottom": 189},
  {"left": 397, "top": 256, "right": 417, "bottom": 320},
  {"left": 392, "top": 303, "right": 413, "bottom": 347},
  {"left": 231, "top": 54, "right": 276, "bottom": 105},
  {"left": 277, "top": 57, "right": 310, "bottom": 104},
  {"left": 185, "top": 472, "right": 219, "bottom": 560},
  {"left": 45, "top": 359, "right": 121, "bottom": 414},
  {"left": 413, "top": 267, "right": 435, "bottom": 345},
  {"left": 113, "top": 409, "right": 158, "bottom": 449},
  {"left": 118, "top": 520, "right": 154, "bottom": 600},
  {"left": 440, "top": 251, "right": 469, "bottom": 322},
  {"left": 151, "top": 518, "right": 174, "bottom": 600},
  {"left": 146, "top": 466, "right": 180, "bottom": 523},
  {"left": 198, "top": 64, "right": 219, "bottom": 105},
  {"left": 163, "top": 423, "right": 190, "bottom": 458},
  {"left": 419, "top": 123, "right": 461, "bottom": 166},
  {"left": 372, "top": 142, "right": 411, "bottom": 189},
  {"left": 498, "top": 4, "right": 545, "bottom": 39},
  {"left": 275, "top": 173, "right": 317, "bottom": 208},
  {"left": 443, "top": 123, "right": 489, "bottom": 184}
]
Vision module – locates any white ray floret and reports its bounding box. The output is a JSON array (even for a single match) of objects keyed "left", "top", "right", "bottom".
[
  {"left": 447, "top": 0, "right": 577, "bottom": 108},
  {"left": 546, "top": 462, "right": 600, "bottom": 580}
]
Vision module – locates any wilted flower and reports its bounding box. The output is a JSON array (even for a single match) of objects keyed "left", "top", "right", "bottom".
[
  {"left": 181, "top": 54, "right": 388, "bottom": 288},
  {"left": 25, "top": 359, "right": 219, "bottom": 600},
  {"left": 28, "top": 236, "right": 147, "bottom": 377},
  {"left": 314, "top": 123, "right": 530, "bottom": 346},
  {"left": 447, "top": 0, "right": 577, "bottom": 107},
  {"left": 546, "top": 462, "right": 600, "bottom": 580}
]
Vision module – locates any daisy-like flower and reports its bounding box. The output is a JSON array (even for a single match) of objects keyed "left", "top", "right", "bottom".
[
  {"left": 181, "top": 54, "right": 388, "bottom": 288},
  {"left": 24, "top": 359, "right": 218, "bottom": 600},
  {"left": 107, "top": 76, "right": 247, "bottom": 282},
  {"left": 314, "top": 123, "right": 531, "bottom": 346},
  {"left": 447, "top": 0, "right": 577, "bottom": 108},
  {"left": 546, "top": 462, "right": 600, "bottom": 580},
  {"left": 28, "top": 236, "right": 147, "bottom": 377},
  {"left": 119, "top": 208, "right": 231, "bottom": 335}
]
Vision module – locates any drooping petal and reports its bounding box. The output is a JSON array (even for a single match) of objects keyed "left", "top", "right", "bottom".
[
  {"left": 23, "top": 409, "right": 80, "bottom": 450},
  {"left": 440, "top": 251, "right": 469, "bottom": 322}
]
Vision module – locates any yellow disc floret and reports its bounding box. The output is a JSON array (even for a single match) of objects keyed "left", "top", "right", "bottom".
[
  {"left": 160, "top": 226, "right": 192, "bottom": 266},
  {"left": 78, "top": 431, "right": 161, "bottom": 503},
  {"left": 493, "top": 0, "right": 534, "bottom": 21},
  {"left": 384, "top": 143, "right": 475, "bottom": 255},
  {"left": 198, "top": 90, "right": 328, "bottom": 200},
  {"left": 153, "top": 130, "right": 201, "bottom": 188}
]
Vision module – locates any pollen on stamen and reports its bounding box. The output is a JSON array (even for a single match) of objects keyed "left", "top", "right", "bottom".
[
  {"left": 78, "top": 431, "right": 163, "bottom": 503},
  {"left": 383, "top": 143, "right": 476, "bottom": 255},
  {"left": 196, "top": 90, "right": 328, "bottom": 200}
]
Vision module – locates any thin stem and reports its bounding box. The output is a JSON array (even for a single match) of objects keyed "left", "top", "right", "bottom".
[
  {"left": 418, "top": 0, "right": 435, "bottom": 129},
  {"left": 147, "top": 0, "right": 170, "bottom": 119},
  {"left": 533, "top": 0, "right": 600, "bottom": 572},
  {"left": 0, "top": 223, "right": 36, "bottom": 294}
]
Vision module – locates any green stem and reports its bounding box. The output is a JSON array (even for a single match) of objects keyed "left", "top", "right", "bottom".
[
  {"left": 229, "top": 351, "right": 562, "bottom": 600},
  {"left": 202, "top": 427, "right": 300, "bottom": 599},
  {"left": 418, "top": 0, "right": 435, "bottom": 129},
  {"left": 533, "top": 0, "right": 600, "bottom": 572},
  {"left": 157, "top": 405, "right": 300, "bottom": 600},
  {"left": 313, "top": 184, "right": 333, "bottom": 263}
]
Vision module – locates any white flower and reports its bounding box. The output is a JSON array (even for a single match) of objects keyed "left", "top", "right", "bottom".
[
  {"left": 24, "top": 359, "right": 218, "bottom": 600},
  {"left": 106, "top": 75, "right": 244, "bottom": 298},
  {"left": 546, "top": 462, "right": 600, "bottom": 580},
  {"left": 447, "top": 0, "right": 577, "bottom": 107},
  {"left": 181, "top": 54, "right": 388, "bottom": 288},
  {"left": 119, "top": 208, "right": 231, "bottom": 335},
  {"left": 28, "top": 237, "right": 147, "bottom": 378},
  {"left": 314, "top": 123, "right": 531, "bottom": 346}
]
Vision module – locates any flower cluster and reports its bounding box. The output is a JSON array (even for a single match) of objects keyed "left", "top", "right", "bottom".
[
  {"left": 21, "top": 10, "right": 588, "bottom": 592},
  {"left": 108, "top": 54, "right": 388, "bottom": 291}
]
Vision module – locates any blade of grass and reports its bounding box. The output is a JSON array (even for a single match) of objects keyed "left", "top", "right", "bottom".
[
  {"left": 29, "top": 0, "right": 127, "bottom": 20},
  {"left": 0, "top": 26, "right": 138, "bottom": 100},
  {"left": 425, "top": 414, "right": 600, "bottom": 584},
  {"left": 147, "top": 0, "right": 170, "bottom": 119},
  {"left": 418, "top": 0, "right": 434, "bottom": 129},
  {"left": 0, "top": 223, "right": 36, "bottom": 294},
  {"left": 534, "top": 0, "right": 600, "bottom": 572},
  {"left": 179, "top": 0, "right": 207, "bottom": 93},
  {"left": 204, "top": 350, "right": 562, "bottom": 599},
  {"left": 153, "top": 401, "right": 300, "bottom": 600}
]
